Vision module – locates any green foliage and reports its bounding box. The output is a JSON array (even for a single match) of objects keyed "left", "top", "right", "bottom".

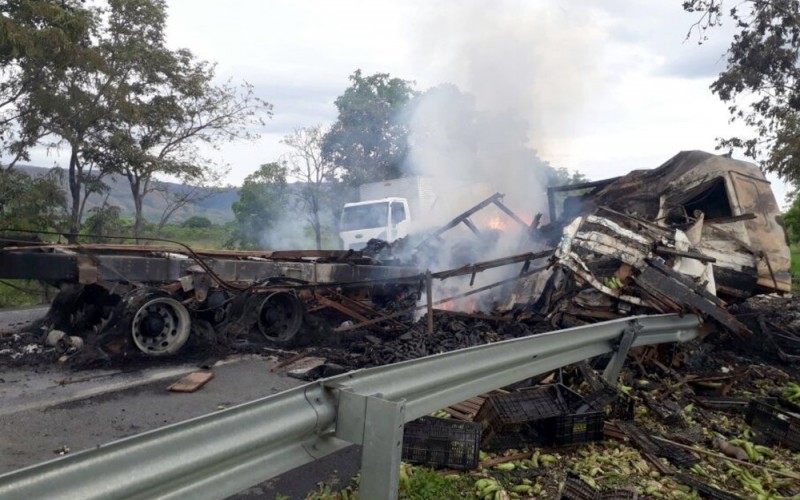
[
  {"left": 784, "top": 195, "right": 800, "bottom": 243},
  {"left": 550, "top": 167, "right": 590, "bottom": 187},
  {"left": 3, "top": 0, "right": 270, "bottom": 240},
  {"left": 0, "top": 0, "right": 95, "bottom": 169},
  {"left": 283, "top": 125, "right": 341, "bottom": 249},
  {"left": 0, "top": 280, "right": 55, "bottom": 307},
  {"left": 229, "top": 162, "right": 287, "bottom": 249},
  {"left": 82, "top": 203, "right": 124, "bottom": 242},
  {"left": 322, "top": 70, "right": 417, "bottom": 185},
  {"left": 684, "top": 1, "right": 800, "bottom": 187},
  {"left": 0, "top": 168, "right": 67, "bottom": 231},
  {"left": 401, "top": 467, "right": 475, "bottom": 500},
  {"left": 154, "top": 222, "right": 233, "bottom": 249},
  {"left": 182, "top": 216, "right": 212, "bottom": 229}
]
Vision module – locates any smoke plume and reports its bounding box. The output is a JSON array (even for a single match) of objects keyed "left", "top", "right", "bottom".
[{"left": 400, "top": 1, "right": 605, "bottom": 311}]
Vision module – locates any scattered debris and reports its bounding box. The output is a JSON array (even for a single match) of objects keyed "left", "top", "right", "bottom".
[{"left": 166, "top": 371, "right": 215, "bottom": 393}]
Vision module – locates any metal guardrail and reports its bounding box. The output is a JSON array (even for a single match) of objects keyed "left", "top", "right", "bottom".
[{"left": 0, "top": 314, "right": 701, "bottom": 500}]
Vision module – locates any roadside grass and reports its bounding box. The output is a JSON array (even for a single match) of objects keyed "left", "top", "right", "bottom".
[
  {"left": 792, "top": 243, "right": 800, "bottom": 281},
  {"left": 0, "top": 280, "right": 55, "bottom": 307}
]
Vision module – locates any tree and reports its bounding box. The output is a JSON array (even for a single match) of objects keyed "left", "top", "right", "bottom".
[
  {"left": 684, "top": 1, "right": 800, "bottom": 187},
  {"left": 0, "top": 168, "right": 67, "bottom": 231},
  {"left": 182, "top": 216, "right": 212, "bottom": 229},
  {"left": 282, "top": 125, "right": 341, "bottom": 249},
  {"left": 322, "top": 70, "right": 416, "bottom": 185},
  {"left": 229, "top": 163, "right": 287, "bottom": 249},
  {"left": 111, "top": 71, "right": 270, "bottom": 239},
  {"left": 550, "top": 167, "right": 589, "bottom": 186},
  {"left": 0, "top": 0, "right": 94, "bottom": 171},
  {"left": 83, "top": 200, "right": 125, "bottom": 242}
]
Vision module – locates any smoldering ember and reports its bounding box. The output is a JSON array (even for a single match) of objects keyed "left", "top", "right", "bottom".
[{"left": 1, "top": 150, "right": 800, "bottom": 498}]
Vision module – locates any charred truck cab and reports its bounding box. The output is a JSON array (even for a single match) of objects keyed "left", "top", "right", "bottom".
[{"left": 545, "top": 151, "right": 791, "bottom": 301}]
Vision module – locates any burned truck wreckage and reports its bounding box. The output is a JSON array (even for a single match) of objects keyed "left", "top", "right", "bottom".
[{"left": 0, "top": 150, "right": 795, "bottom": 368}]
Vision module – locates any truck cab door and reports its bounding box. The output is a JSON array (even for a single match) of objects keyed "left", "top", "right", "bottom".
[{"left": 390, "top": 201, "right": 410, "bottom": 241}]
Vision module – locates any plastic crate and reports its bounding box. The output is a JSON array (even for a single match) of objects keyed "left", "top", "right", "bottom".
[
  {"left": 476, "top": 385, "right": 569, "bottom": 432},
  {"left": 675, "top": 473, "right": 741, "bottom": 500},
  {"left": 402, "top": 416, "right": 481, "bottom": 470},
  {"left": 694, "top": 396, "right": 750, "bottom": 414},
  {"left": 746, "top": 398, "right": 800, "bottom": 451},
  {"left": 579, "top": 387, "right": 634, "bottom": 421},
  {"left": 560, "top": 471, "right": 598, "bottom": 500},
  {"left": 598, "top": 489, "right": 639, "bottom": 500},
  {"left": 538, "top": 410, "right": 605, "bottom": 446},
  {"left": 480, "top": 427, "right": 542, "bottom": 452},
  {"left": 657, "top": 442, "right": 700, "bottom": 468}
]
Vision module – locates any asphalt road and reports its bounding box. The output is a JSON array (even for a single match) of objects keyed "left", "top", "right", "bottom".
[{"left": 0, "top": 307, "right": 360, "bottom": 499}]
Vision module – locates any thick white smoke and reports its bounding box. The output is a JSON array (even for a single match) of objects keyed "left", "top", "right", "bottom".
[{"left": 402, "top": 1, "right": 606, "bottom": 312}]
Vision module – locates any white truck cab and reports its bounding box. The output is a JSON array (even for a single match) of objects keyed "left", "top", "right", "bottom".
[{"left": 340, "top": 197, "right": 410, "bottom": 250}]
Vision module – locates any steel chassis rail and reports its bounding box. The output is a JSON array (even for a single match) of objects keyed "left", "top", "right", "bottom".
[{"left": 0, "top": 314, "right": 701, "bottom": 500}]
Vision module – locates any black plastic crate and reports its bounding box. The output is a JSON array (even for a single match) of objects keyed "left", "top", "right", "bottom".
[
  {"left": 746, "top": 398, "right": 800, "bottom": 451},
  {"left": 538, "top": 410, "right": 605, "bottom": 446},
  {"left": 598, "top": 489, "right": 638, "bottom": 500},
  {"left": 675, "top": 473, "right": 742, "bottom": 500},
  {"left": 402, "top": 416, "right": 481, "bottom": 470},
  {"left": 560, "top": 471, "right": 598, "bottom": 500},
  {"left": 476, "top": 385, "right": 569, "bottom": 431},
  {"left": 578, "top": 387, "right": 634, "bottom": 421},
  {"left": 657, "top": 442, "right": 700, "bottom": 468},
  {"left": 480, "top": 427, "right": 542, "bottom": 452}
]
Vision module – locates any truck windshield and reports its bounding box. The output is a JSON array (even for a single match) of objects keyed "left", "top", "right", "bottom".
[{"left": 341, "top": 202, "right": 389, "bottom": 231}]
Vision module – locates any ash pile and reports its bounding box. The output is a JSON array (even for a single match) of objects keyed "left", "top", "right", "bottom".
[{"left": 1, "top": 150, "right": 797, "bottom": 371}]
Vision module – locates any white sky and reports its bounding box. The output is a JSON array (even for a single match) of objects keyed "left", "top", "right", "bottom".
[{"left": 27, "top": 0, "right": 792, "bottom": 205}]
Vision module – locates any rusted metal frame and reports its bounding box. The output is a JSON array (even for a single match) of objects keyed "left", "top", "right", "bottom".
[
  {"left": 654, "top": 246, "right": 716, "bottom": 263},
  {"left": 335, "top": 266, "right": 547, "bottom": 332},
  {"left": 595, "top": 206, "right": 673, "bottom": 236},
  {"left": 333, "top": 292, "right": 408, "bottom": 330},
  {"left": 635, "top": 265, "right": 750, "bottom": 335},
  {"left": 491, "top": 198, "right": 529, "bottom": 229},
  {"left": 461, "top": 218, "right": 481, "bottom": 235},
  {"left": 648, "top": 259, "right": 725, "bottom": 307},
  {"left": 759, "top": 251, "right": 779, "bottom": 291},
  {"left": 432, "top": 250, "right": 553, "bottom": 280},
  {"left": 1, "top": 243, "right": 361, "bottom": 261},
  {"left": 418, "top": 192, "right": 504, "bottom": 244},
  {"left": 315, "top": 295, "right": 371, "bottom": 323},
  {"left": 705, "top": 213, "right": 757, "bottom": 225}
]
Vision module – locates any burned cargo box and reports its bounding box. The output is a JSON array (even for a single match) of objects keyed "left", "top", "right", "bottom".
[
  {"left": 522, "top": 151, "right": 790, "bottom": 333},
  {"left": 544, "top": 151, "right": 790, "bottom": 298}
]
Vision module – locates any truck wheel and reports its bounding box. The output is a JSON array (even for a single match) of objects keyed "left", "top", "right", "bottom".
[
  {"left": 130, "top": 296, "right": 191, "bottom": 356},
  {"left": 257, "top": 292, "right": 303, "bottom": 343}
]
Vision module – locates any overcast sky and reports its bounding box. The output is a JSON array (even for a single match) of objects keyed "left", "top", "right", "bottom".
[{"left": 27, "top": 0, "right": 791, "bottom": 204}]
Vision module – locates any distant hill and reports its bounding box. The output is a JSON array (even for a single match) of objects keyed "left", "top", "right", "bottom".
[{"left": 17, "top": 164, "right": 237, "bottom": 224}]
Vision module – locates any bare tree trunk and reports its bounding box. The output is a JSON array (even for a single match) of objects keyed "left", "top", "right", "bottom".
[
  {"left": 126, "top": 172, "right": 145, "bottom": 243},
  {"left": 67, "top": 143, "right": 82, "bottom": 243}
]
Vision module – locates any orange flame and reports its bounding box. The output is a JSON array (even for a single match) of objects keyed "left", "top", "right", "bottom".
[{"left": 488, "top": 216, "right": 507, "bottom": 231}]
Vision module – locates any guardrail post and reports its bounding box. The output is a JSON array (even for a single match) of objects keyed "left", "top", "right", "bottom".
[
  {"left": 332, "top": 387, "right": 407, "bottom": 499},
  {"left": 602, "top": 322, "right": 640, "bottom": 384}
]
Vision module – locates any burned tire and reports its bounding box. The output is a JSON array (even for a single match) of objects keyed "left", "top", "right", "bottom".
[
  {"left": 257, "top": 291, "right": 303, "bottom": 344},
  {"left": 131, "top": 296, "right": 191, "bottom": 356}
]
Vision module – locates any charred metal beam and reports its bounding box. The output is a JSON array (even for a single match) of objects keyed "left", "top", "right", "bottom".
[
  {"left": 432, "top": 250, "right": 553, "bottom": 280},
  {"left": 654, "top": 246, "right": 717, "bottom": 263},
  {"left": 418, "top": 192, "right": 505, "bottom": 245},
  {"left": 491, "top": 198, "right": 529, "bottom": 229},
  {"left": 0, "top": 249, "right": 421, "bottom": 287},
  {"left": 634, "top": 264, "right": 750, "bottom": 336}
]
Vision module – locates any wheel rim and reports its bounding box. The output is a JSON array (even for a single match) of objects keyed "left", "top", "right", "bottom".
[
  {"left": 257, "top": 292, "right": 303, "bottom": 343},
  {"left": 131, "top": 297, "right": 191, "bottom": 356}
]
